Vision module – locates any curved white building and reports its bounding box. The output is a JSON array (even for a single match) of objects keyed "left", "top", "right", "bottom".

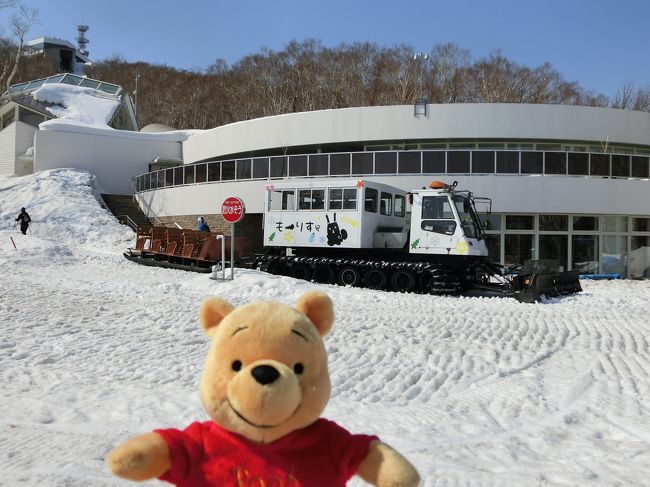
[{"left": 132, "top": 103, "right": 650, "bottom": 278}]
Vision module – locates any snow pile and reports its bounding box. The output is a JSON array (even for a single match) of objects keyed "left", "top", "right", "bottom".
[
  {"left": 1, "top": 169, "right": 650, "bottom": 486},
  {"left": 33, "top": 83, "right": 120, "bottom": 129}
]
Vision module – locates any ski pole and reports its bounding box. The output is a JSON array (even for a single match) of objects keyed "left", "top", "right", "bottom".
[{"left": 10, "top": 236, "right": 17, "bottom": 250}]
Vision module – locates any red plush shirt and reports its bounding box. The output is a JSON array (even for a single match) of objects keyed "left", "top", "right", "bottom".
[{"left": 155, "top": 418, "right": 378, "bottom": 487}]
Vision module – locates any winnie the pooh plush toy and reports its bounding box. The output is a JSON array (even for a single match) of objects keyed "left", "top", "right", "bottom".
[{"left": 107, "top": 291, "right": 420, "bottom": 486}]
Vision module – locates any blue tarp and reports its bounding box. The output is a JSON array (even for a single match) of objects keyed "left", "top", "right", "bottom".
[{"left": 579, "top": 273, "right": 623, "bottom": 280}]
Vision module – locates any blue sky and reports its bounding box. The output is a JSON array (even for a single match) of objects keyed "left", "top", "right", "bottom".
[{"left": 6, "top": 0, "right": 650, "bottom": 98}]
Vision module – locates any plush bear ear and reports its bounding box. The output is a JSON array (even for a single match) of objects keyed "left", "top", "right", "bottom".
[
  {"left": 295, "top": 291, "right": 334, "bottom": 336},
  {"left": 199, "top": 297, "right": 235, "bottom": 335}
]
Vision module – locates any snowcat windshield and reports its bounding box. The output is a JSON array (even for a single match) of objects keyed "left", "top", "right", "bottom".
[{"left": 453, "top": 196, "right": 482, "bottom": 240}]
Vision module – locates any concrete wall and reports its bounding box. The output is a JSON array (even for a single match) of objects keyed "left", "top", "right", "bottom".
[
  {"left": 15, "top": 122, "right": 36, "bottom": 176},
  {"left": 183, "top": 104, "right": 650, "bottom": 164},
  {"left": 34, "top": 128, "right": 183, "bottom": 194},
  {"left": 0, "top": 122, "right": 16, "bottom": 175},
  {"left": 136, "top": 175, "right": 650, "bottom": 218}
]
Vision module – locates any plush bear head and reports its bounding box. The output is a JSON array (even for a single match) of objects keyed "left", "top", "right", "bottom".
[{"left": 197, "top": 290, "right": 335, "bottom": 444}]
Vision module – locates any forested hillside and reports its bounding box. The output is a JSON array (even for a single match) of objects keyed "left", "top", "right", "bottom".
[{"left": 4, "top": 39, "right": 650, "bottom": 130}]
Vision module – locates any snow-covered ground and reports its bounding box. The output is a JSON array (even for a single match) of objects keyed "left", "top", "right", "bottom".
[{"left": 1, "top": 169, "right": 649, "bottom": 486}]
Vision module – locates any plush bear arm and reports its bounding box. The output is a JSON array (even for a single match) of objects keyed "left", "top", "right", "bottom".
[
  {"left": 356, "top": 440, "right": 420, "bottom": 487},
  {"left": 107, "top": 432, "right": 171, "bottom": 481}
]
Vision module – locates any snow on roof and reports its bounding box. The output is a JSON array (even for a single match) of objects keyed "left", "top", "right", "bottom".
[{"left": 33, "top": 83, "right": 120, "bottom": 130}]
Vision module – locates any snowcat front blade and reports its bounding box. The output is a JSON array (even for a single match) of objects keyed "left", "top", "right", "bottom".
[{"left": 513, "top": 261, "right": 582, "bottom": 303}]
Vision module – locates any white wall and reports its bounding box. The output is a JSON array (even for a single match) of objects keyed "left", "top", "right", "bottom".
[
  {"left": 183, "top": 104, "right": 650, "bottom": 164},
  {"left": 34, "top": 128, "right": 183, "bottom": 194},
  {"left": 136, "top": 175, "right": 650, "bottom": 218},
  {"left": 0, "top": 122, "right": 16, "bottom": 175},
  {"left": 14, "top": 121, "right": 36, "bottom": 176}
]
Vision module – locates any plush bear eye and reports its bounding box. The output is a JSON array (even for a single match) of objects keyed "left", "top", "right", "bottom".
[
  {"left": 293, "top": 363, "right": 304, "bottom": 375},
  {"left": 231, "top": 360, "right": 242, "bottom": 372}
]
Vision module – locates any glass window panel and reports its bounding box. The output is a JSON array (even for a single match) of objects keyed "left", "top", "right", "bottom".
[
  {"left": 485, "top": 234, "right": 501, "bottom": 263},
  {"left": 590, "top": 154, "right": 610, "bottom": 176},
  {"left": 330, "top": 153, "right": 351, "bottom": 175},
  {"left": 539, "top": 215, "right": 568, "bottom": 231},
  {"left": 289, "top": 155, "right": 308, "bottom": 177},
  {"left": 496, "top": 151, "right": 519, "bottom": 173},
  {"left": 192, "top": 164, "right": 205, "bottom": 183},
  {"left": 329, "top": 188, "right": 342, "bottom": 210},
  {"left": 630, "top": 236, "right": 650, "bottom": 278},
  {"left": 97, "top": 83, "right": 119, "bottom": 94},
  {"left": 572, "top": 235, "right": 599, "bottom": 274},
  {"left": 482, "top": 213, "right": 501, "bottom": 231},
  {"left": 80, "top": 78, "right": 100, "bottom": 89},
  {"left": 631, "top": 156, "right": 649, "bottom": 178},
  {"left": 270, "top": 156, "right": 287, "bottom": 178},
  {"left": 422, "top": 196, "right": 454, "bottom": 219},
  {"left": 343, "top": 189, "right": 357, "bottom": 210},
  {"left": 164, "top": 168, "right": 174, "bottom": 186},
  {"left": 398, "top": 151, "right": 421, "bottom": 173},
  {"left": 395, "top": 195, "right": 405, "bottom": 217},
  {"left": 633, "top": 218, "right": 650, "bottom": 232},
  {"left": 573, "top": 216, "right": 598, "bottom": 231},
  {"left": 422, "top": 151, "right": 445, "bottom": 173},
  {"left": 365, "top": 187, "right": 378, "bottom": 212},
  {"left": 375, "top": 152, "right": 397, "bottom": 174},
  {"left": 568, "top": 153, "right": 588, "bottom": 175},
  {"left": 252, "top": 158, "right": 269, "bottom": 179},
  {"left": 269, "top": 189, "right": 295, "bottom": 211},
  {"left": 237, "top": 159, "right": 251, "bottom": 179},
  {"left": 539, "top": 235, "right": 568, "bottom": 271},
  {"left": 150, "top": 172, "right": 157, "bottom": 189},
  {"left": 602, "top": 235, "right": 627, "bottom": 275},
  {"left": 472, "top": 151, "right": 495, "bottom": 173},
  {"left": 144, "top": 174, "right": 150, "bottom": 190},
  {"left": 298, "top": 189, "right": 325, "bottom": 210},
  {"left": 60, "top": 74, "right": 82, "bottom": 85},
  {"left": 207, "top": 162, "right": 220, "bottom": 182},
  {"left": 521, "top": 152, "right": 543, "bottom": 174},
  {"left": 506, "top": 215, "right": 534, "bottom": 230},
  {"left": 352, "top": 153, "right": 373, "bottom": 175},
  {"left": 545, "top": 152, "right": 566, "bottom": 175},
  {"left": 18, "top": 109, "right": 45, "bottom": 127},
  {"left": 309, "top": 154, "right": 328, "bottom": 176},
  {"left": 380, "top": 192, "right": 392, "bottom": 215},
  {"left": 174, "top": 167, "right": 184, "bottom": 185},
  {"left": 221, "top": 161, "right": 235, "bottom": 180},
  {"left": 602, "top": 216, "right": 627, "bottom": 232},
  {"left": 447, "top": 151, "right": 470, "bottom": 173},
  {"left": 184, "top": 166, "right": 195, "bottom": 184},
  {"left": 504, "top": 234, "right": 534, "bottom": 266},
  {"left": 537, "top": 143, "right": 562, "bottom": 150},
  {"left": 611, "top": 154, "right": 630, "bottom": 177}
]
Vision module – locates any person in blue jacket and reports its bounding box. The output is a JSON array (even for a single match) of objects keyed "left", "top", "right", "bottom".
[
  {"left": 15, "top": 207, "right": 31, "bottom": 235},
  {"left": 197, "top": 216, "right": 210, "bottom": 232}
]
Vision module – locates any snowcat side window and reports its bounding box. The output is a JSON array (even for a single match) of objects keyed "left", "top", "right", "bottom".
[
  {"left": 380, "top": 192, "right": 392, "bottom": 216},
  {"left": 453, "top": 196, "right": 479, "bottom": 239},
  {"left": 298, "top": 189, "right": 325, "bottom": 210},
  {"left": 421, "top": 220, "right": 456, "bottom": 235},
  {"left": 343, "top": 189, "right": 357, "bottom": 209},
  {"left": 394, "top": 195, "right": 405, "bottom": 217},
  {"left": 329, "top": 189, "right": 343, "bottom": 210},
  {"left": 365, "top": 188, "right": 378, "bottom": 212},
  {"left": 269, "top": 189, "right": 295, "bottom": 211},
  {"left": 421, "top": 196, "right": 454, "bottom": 219},
  {"left": 328, "top": 188, "right": 357, "bottom": 210}
]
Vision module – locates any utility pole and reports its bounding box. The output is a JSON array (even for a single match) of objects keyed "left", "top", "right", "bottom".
[
  {"left": 413, "top": 52, "right": 429, "bottom": 116},
  {"left": 134, "top": 73, "right": 140, "bottom": 124}
]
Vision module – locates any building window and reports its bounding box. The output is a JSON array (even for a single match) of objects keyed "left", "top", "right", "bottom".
[
  {"left": 195, "top": 164, "right": 207, "bottom": 183},
  {"left": 545, "top": 152, "right": 566, "bottom": 175},
  {"left": 289, "top": 155, "right": 308, "bottom": 177},
  {"left": 352, "top": 153, "right": 373, "bottom": 175},
  {"left": 253, "top": 158, "right": 269, "bottom": 179},
  {"left": 472, "top": 151, "right": 495, "bottom": 173},
  {"left": 237, "top": 159, "right": 252, "bottom": 179},
  {"left": 573, "top": 216, "right": 598, "bottom": 231},
  {"left": 270, "top": 156, "right": 287, "bottom": 178},
  {"left": 309, "top": 154, "right": 328, "bottom": 176},
  {"left": 174, "top": 167, "right": 184, "bottom": 185},
  {"left": 539, "top": 215, "right": 568, "bottom": 231},
  {"left": 611, "top": 155, "right": 630, "bottom": 178},
  {"left": 602, "top": 235, "right": 627, "bottom": 275},
  {"left": 568, "top": 153, "right": 589, "bottom": 176},
  {"left": 630, "top": 236, "right": 650, "bottom": 278},
  {"left": 269, "top": 189, "right": 295, "bottom": 211},
  {"left": 521, "top": 152, "right": 543, "bottom": 174},
  {"left": 447, "top": 151, "right": 470, "bottom": 173},
  {"left": 496, "top": 151, "right": 519, "bottom": 174},
  {"left": 207, "top": 162, "right": 220, "bottom": 182},
  {"left": 375, "top": 152, "right": 397, "bottom": 174},
  {"left": 631, "top": 156, "right": 649, "bottom": 178},
  {"left": 330, "top": 153, "right": 351, "bottom": 175},
  {"left": 632, "top": 217, "right": 650, "bottom": 232},
  {"left": 184, "top": 166, "right": 195, "bottom": 184},
  {"left": 398, "top": 151, "right": 421, "bottom": 173},
  {"left": 504, "top": 234, "right": 534, "bottom": 266},
  {"left": 539, "top": 235, "right": 568, "bottom": 270},
  {"left": 422, "top": 151, "right": 445, "bottom": 173},
  {"left": 298, "top": 189, "right": 325, "bottom": 210},
  {"left": 222, "top": 161, "right": 235, "bottom": 180},
  {"left": 506, "top": 215, "right": 534, "bottom": 230},
  {"left": 602, "top": 216, "right": 627, "bottom": 232},
  {"left": 572, "top": 235, "right": 599, "bottom": 274},
  {"left": 590, "top": 154, "right": 610, "bottom": 176}
]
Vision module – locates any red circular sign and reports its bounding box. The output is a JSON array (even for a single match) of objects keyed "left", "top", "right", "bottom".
[{"left": 221, "top": 197, "right": 245, "bottom": 223}]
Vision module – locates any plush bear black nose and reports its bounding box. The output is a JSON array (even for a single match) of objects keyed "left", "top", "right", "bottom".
[{"left": 251, "top": 365, "right": 280, "bottom": 385}]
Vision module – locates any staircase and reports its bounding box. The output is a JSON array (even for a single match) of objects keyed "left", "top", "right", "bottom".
[{"left": 101, "top": 194, "right": 151, "bottom": 231}]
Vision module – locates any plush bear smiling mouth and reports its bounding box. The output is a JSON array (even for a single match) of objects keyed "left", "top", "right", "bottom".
[{"left": 228, "top": 399, "right": 302, "bottom": 429}]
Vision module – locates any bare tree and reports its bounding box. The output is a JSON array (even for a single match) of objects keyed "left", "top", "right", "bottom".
[{"left": 0, "top": 3, "right": 38, "bottom": 92}]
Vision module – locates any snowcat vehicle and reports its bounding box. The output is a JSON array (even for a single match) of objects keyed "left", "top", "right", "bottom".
[{"left": 253, "top": 179, "right": 582, "bottom": 303}]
